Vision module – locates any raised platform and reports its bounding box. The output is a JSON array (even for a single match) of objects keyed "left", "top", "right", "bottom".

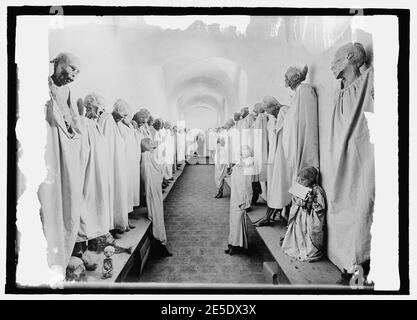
[
  {"left": 246, "top": 206, "right": 342, "bottom": 286},
  {"left": 224, "top": 175, "right": 342, "bottom": 286},
  {"left": 84, "top": 216, "right": 151, "bottom": 283},
  {"left": 83, "top": 162, "right": 186, "bottom": 283}
]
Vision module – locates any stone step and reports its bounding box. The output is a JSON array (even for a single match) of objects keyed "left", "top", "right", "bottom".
[{"left": 80, "top": 162, "right": 186, "bottom": 284}]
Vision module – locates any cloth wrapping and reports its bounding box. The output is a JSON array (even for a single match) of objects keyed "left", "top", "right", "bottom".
[
  {"left": 185, "top": 129, "right": 198, "bottom": 156},
  {"left": 38, "top": 79, "right": 83, "bottom": 273},
  {"left": 141, "top": 151, "right": 167, "bottom": 245},
  {"left": 240, "top": 114, "right": 255, "bottom": 152},
  {"left": 164, "top": 129, "right": 175, "bottom": 179},
  {"left": 173, "top": 132, "right": 178, "bottom": 170},
  {"left": 176, "top": 130, "right": 186, "bottom": 162},
  {"left": 266, "top": 106, "right": 292, "bottom": 209},
  {"left": 208, "top": 129, "right": 217, "bottom": 152},
  {"left": 228, "top": 158, "right": 254, "bottom": 248},
  {"left": 229, "top": 126, "right": 241, "bottom": 164},
  {"left": 129, "top": 124, "right": 141, "bottom": 207},
  {"left": 196, "top": 131, "right": 206, "bottom": 157},
  {"left": 214, "top": 129, "right": 229, "bottom": 189},
  {"left": 77, "top": 117, "right": 111, "bottom": 241},
  {"left": 282, "top": 83, "right": 320, "bottom": 183},
  {"left": 266, "top": 114, "right": 278, "bottom": 185},
  {"left": 134, "top": 128, "right": 143, "bottom": 201},
  {"left": 148, "top": 125, "right": 156, "bottom": 140},
  {"left": 252, "top": 113, "right": 269, "bottom": 181},
  {"left": 153, "top": 130, "right": 165, "bottom": 164},
  {"left": 98, "top": 113, "right": 129, "bottom": 231},
  {"left": 326, "top": 67, "right": 375, "bottom": 271},
  {"left": 117, "top": 121, "right": 140, "bottom": 208},
  {"left": 282, "top": 185, "right": 326, "bottom": 262},
  {"left": 138, "top": 124, "right": 151, "bottom": 139}
]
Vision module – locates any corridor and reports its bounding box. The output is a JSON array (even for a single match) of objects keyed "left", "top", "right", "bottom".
[{"left": 139, "top": 164, "right": 271, "bottom": 284}]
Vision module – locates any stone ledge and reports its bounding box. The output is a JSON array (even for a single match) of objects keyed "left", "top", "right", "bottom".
[
  {"left": 82, "top": 162, "right": 186, "bottom": 283},
  {"left": 246, "top": 206, "right": 342, "bottom": 286}
]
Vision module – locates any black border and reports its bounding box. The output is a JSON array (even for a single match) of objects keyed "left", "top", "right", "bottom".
[{"left": 6, "top": 6, "right": 410, "bottom": 295}]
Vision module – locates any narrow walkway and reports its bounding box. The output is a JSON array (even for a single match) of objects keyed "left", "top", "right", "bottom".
[{"left": 139, "top": 165, "right": 271, "bottom": 284}]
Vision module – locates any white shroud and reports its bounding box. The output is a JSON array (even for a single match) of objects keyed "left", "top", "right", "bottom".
[
  {"left": 214, "top": 129, "right": 229, "bottom": 189},
  {"left": 98, "top": 113, "right": 129, "bottom": 231},
  {"left": 282, "top": 83, "right": 319, "bottom": 182},
  {"left": 38, "top": 78, "right": 83, "bottom": 273},
  {"left": 141, "top": 151, "right": 167, "bottom": 245},
  {"left": 176, "top": 130, "right": 186, "bottom": 162},
  {"left": 164, "top": 129, "right": 175, "bottom": 179},
  {"left": 208, "top": 129, "right": 217, "bottom": 152},
  {"left": 240, "top": 114, "right": 255, "bottom": 152},
  {"left": 267, "top": 107, "right": 292, "bottom": 209},
  {"left": 117, "top": 121, "right": 140, "bottom": 208},
  {"left": 266, "top": 113, "right": 278, "bottom": 193},
  {"left": 252, "top": 112, "right": 268, "bottom": 181},
  {"left": 78, "top": 117, "right": 111, "bottom": 241},
  {"left": 228, "top": 158, "right": 254, "bottom": 248},
  {"left": 153, "top": 130, "right": 164, "bottom": 166},
  {"left": 229, "top": 125, "right": 241, "bottom": 165}
]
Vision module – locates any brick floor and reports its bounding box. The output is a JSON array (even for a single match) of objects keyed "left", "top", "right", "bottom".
[{"left": 139, "top": 164, "right": 272, "bottom": 284}]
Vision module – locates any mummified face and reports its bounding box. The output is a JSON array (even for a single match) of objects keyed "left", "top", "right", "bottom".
[
  {"left": 137, "top": 116, "right": 147, "bottom": 125},
  {"left": 153, "top": 119, "right": 162, "bottom": 131},
  {"left": 331, "top": 48, "right": 349, "bottom": 80},
  {"left": 147, "top": 117, "right": 154, "bottom": 126},
  {"left": 240, "top": 145, "right": 253, "bottom": 159},
  {"left": 54, "top": 60, "right": 80, "bottom": 85},
  {"left": 240, "top": 108, "right": 249, "bottom": 118},
  {"left": 104, "top": 245, "right": 115, "bottom": 258},
  {"left": 85, "top": 104, "right": 98, "bottom": 119},
  {"left": 296, "top": 176, "right": 314, "bottom": 187},
  {"left": 284, "top": 68, "right": 300, "bottom": 90},
  {"left": 141, "top": 137, "right": 154, "bottom": 152}
]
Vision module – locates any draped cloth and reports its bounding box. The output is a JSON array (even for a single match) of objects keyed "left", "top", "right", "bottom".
[
  {"left": 153, "top": 130, "right": 165, "bottom": 166},
  {"left": 77, "top": 117, "right": 111, "bottom": 241},
  {"left": 134, "top": 129, "right": 143, "bottom": 202},
  {"left": 141, "top": 151, "right": 167, "bottom": 245},
  {"left": 38, "top": 78, "right": 83, "bottom": 273},
  {"left": 186, "top": 129, "right": 198, "bottom": 156},
  {"left": 214, "top": 129, "right": 229, "bottom": 189},
  {"left": 214, "top": 164, "right": 228, "bottom": 190},
  {"left": 228, "top": 158, "right": 254, "bottom": 248},
  {"left": 240, "top": 114, "right": 255, "bottom": 151},
  {"left": 117, "top": 122, "right": 133, "bottom": 209},
  {"left": 266, "top": 114, "right": 278, "bottom": 186},
  {"left": 98, "top": 113, "right": 129, "bottom": 231},
  {"left": 117, "top": 121, "right": 140, "bottom": 208},
  {"left": 138, "top": 124, "right": 151, "bottom": 140},
  {"left": 267, "top": 106, "right": 292, "bottom": 209},
  {"left": 282, "top": 83, "right": 320, "bottom": 182},
  {"left": 164, "top": 129, "right": 175, "bottom": 179},
  {"left": 196, "top": 132, "right": 206, "bottom": 157},
  {"left": 130, "top": 124, "right": 141, "bottom": 207},
  {"left": 173, "top": 132, "right": 178, "bottom": 170},
  {"left": 208, "top": 129, "right": 217, "bottom": 152},
  {"left": 252, "top": 113, "right": 269, "bottom": 181},
  {"left": 326, "top": 67, "right": 375, "bottom": 271},
  {"left": 176, "top": 130, "right": 186, "bottom": 162},
  {"left": 229, "top": 126, "right": 241, "bottom": 164},
  {"left": 282, "top": 185, "right": 326, "bottom": 262},
  {"left": 148, "top": 125, "right": 156, "bottom": 140}
]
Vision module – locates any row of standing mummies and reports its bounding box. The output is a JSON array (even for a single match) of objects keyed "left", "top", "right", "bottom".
[
  {"left": 213, "top": 43, "right": 374, "bottom": 273},
  {"left": 210, "top": 88, "right": 320, "bottom": 259},
  {"left": 37, "top": 40, "right": 374, "bottom": 277},
  {"left": 38, "top": 54, "right": 186, "bottom": 275}
]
